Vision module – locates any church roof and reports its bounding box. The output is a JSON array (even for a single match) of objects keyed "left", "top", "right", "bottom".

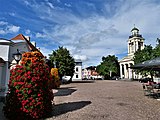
[{"left": 131, "top": 27, "right": 139, "bottom": 32}]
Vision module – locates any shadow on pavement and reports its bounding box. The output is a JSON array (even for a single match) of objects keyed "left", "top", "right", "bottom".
[
  {"left": 54, "top": 88, "right": 77, "bottom": 96},
  {"left": 52, "top": 101, "right": 91, "bottom": 116}
]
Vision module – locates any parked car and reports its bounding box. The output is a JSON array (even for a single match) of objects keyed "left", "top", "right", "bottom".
[{"left": 62, "top": 76, "right": 71, "bottom": 84}]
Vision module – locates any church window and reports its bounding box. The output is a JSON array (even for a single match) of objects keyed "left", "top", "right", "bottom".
[
  {"left": 76, "top": 67, "right": 78, "bottom": 72},
  {"left": 76, "top": 75, "right": 78, "bottom": 78}
]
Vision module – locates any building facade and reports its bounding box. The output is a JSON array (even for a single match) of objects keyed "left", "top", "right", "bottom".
[
  {"left": 82, "top": 66, "right": 103, "bottom": 80},
  {"left": 72, "top": 59, "right": 82, "bottom": 81},
  {"left": 0, "top": 34, "right": 38, "bottom": 100},
  {"left": 119, "top": 27, "right": 145, "bottom": 79}
]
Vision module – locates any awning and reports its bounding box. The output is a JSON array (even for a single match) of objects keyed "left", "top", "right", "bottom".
[{"left": 130, "top": 57, "right": 160, "bottom": 71}]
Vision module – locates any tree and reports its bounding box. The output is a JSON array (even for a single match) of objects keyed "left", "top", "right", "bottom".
[
  {"left": 153, "top": 41, "right": 160, "bottom": 58},
  {"left": 49, "top": 46, "right": 75, "bottom": 81},
  {"left": 134, "top": 45, "right": 154, "bottom": 64},
  {"left": 96, "top": 55, "right": 120, "bottom": 79},
  {"left": 133, "top": 45, "right": 154, "bottom": 78}
]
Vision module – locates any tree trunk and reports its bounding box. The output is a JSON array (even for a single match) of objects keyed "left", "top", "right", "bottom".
[{"left": 68, "top": 76, "right": 73, "bottom": 83}]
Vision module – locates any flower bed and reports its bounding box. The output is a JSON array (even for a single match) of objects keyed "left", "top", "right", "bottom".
[{"left": 3, "top": 51, "right": 54, "bottom": 119}]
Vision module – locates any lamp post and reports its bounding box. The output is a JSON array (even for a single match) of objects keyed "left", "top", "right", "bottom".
[
  {"left": 53, "top": 61, "right": 56, "bottom": 68},
  {"left": 12, "top": 49, "right": 22, "bottom": 64},
  {"left": 110, "top": 70, "right": 112, "bottom": 78}
]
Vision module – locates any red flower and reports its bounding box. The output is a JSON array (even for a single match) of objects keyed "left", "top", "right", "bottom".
[
  {"left": 14, "top": 82, "right": 17, "bottom": 86},
  {"left": 16, "top": 89, "right": 19, "bottom": 93},
  {"left": 31, "top": 77, "right": 36, "bottom": 82},
  {"left": 27, "top": 71, "right": 31, "bottom": 75},
  {"left": 27, "top": 76, "right": 31, "bottom": 79},
  {"left": 28, "top": 90, "right": 32, "bottom": 94},
  {"left": 17, "top": 82, "right": 24, "bottom": 85},
  {"left": 12, "top": 72, "right": 16, "bottom": 75},
  {"left": 16, "top": 75, "right": 21, "bottom": 80},
  {"left": 24, "top": 73, "right": 28, "bottom": 77},
  {"left": 32, "top": 99, "right": 35, "bottom": 103}
]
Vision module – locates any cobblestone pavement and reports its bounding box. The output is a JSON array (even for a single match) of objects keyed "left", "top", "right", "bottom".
[
  {"left": 47, "top": 80, "right": 160, "bottom": 120},
  {"left": 1, "top": 80, "right": 160, "bottom": 120}
]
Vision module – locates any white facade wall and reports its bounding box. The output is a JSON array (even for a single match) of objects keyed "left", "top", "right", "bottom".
[
  {"left": 0, "top": 45, "right": 10, "bottom": 61},
  {"left": 0, "top": 39, "right": 30, "bottom": 99},
  {"left": 82, "top": 69, "right": 91, "bottom": 79},
  {"left": 72, "top": 65, "right": 82, "bottom": 81},
  {"left": 72, "top": 59, "right": 82, "bottom": 81},
  {"left": 119, "top": 61, "right": 134, "bottom": 79}
]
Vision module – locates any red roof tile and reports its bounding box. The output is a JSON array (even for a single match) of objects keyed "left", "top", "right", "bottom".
[
  {"left": 11, "top": 34, "right": 26, "bottom": 40},
  {"left": 11, "top": 34, "right": 43, "bottom": 56}
]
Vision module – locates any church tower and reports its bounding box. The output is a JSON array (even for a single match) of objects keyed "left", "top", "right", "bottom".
[
  {"left": 128, "top": 26, "right": 145, "bottom": 56},
  {"left": 119, "top": 26, "right": 145, "bottom": 79}
]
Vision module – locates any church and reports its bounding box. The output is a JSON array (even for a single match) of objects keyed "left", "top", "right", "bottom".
[{"left": 119, "top": 26, "right": 145, "bottom": 79}]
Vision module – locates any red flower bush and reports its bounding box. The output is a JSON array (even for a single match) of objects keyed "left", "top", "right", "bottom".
[{"left": 3, "top": 51, "right": 54, "bottom": 119}]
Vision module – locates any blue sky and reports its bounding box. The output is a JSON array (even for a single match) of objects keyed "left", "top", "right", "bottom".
[{"left": 0, "top": 0, "right": 160, "bottom": 67}]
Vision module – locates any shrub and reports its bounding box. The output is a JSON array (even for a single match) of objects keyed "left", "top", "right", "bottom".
[
  {"left": 50, "top": 68, "right": 60, "bottom": 89},
  {"left": 3, "top": 51, "right": 54, "bottom": 119}
]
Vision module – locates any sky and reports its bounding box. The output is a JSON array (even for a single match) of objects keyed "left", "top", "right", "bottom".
[{"left": 0, "top": 0, "right": 160, "bottom": 68}]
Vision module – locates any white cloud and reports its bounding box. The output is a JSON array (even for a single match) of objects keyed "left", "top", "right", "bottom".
[
  {"left": 47, "top": 2, "right": 54, "bottom": 9},
  {"left": 25, "top": 29, "right": 31, "bottom": 34},
  {"left": 64, "top": 3, "right": 72, "bottom": 7},
  {"left": 0, "top": 21, "right": 20, "bottom": 35},
  {"left": 20, "top": 0, "right": 160, "bottom": 67},
  {"left": 0, "top": 21, "right": 8, "bottom": 25},
  {"left": 73, "top": 55, "right": 88, "bottom": 61},
  {"left": 24, "top": 0, "right": 30, "bottom": 6},
  {"left": 9, "top": 12, "right": 16, "bottom": 16},
  {"left": 8, "top": 25, "right": 20, "bottom": 33},
  {"left": 0, "top": 30, "right": 6, "bottom": 34},
  {"left": 35, "top": 32, "right": 46, "bottom": 38},
  {"left": 39, "top": 47, "right": 51, "bottom": 58}
]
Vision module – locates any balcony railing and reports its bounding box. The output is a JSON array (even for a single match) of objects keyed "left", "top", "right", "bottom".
[{"left": 129, "top": 34, "right": 142, "bottom": 38}]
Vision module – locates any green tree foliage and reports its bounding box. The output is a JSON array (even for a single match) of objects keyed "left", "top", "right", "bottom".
[
  {"left": 49, "top": 46, "right": 75, "bottom": 81},
  {"left": 153, "top": 45, "right": 160, "bottom": 58},
  {"left": 96, "top": 55, "right": 120, "bottom": 79},
  {"left": 133, "top": 45, "right": 155, "bottom": 78},
  {"left": 133, "top": 45, "right": 154, "bottom": 64}
]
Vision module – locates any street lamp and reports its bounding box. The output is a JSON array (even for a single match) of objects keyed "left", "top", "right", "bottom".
[{"left": 12, "top": 49, "right": 22, "bottom": 64}]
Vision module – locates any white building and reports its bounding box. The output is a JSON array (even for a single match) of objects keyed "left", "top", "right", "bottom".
[
  {"left": 82, "top": 66, "right": 103, "bottom": 80},
  {"left": 82, "top": 68, "right": 91, "bottom": 79},
  {"left": 62, "top": 59, "right": 82, "bottom": 82},
  {"left": 119, "top": 27, "right": 145, "bottom": 79},
  {"left": 72, "top": 59, "right": 82, "bottom": 81},
  {"left": 0, "top": 34, "right": 38, "bottom": 101}
]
